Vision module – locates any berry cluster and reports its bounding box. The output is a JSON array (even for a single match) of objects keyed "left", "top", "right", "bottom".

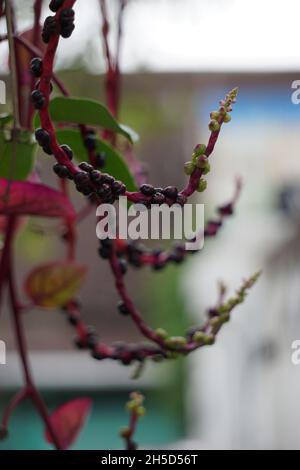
[
  {"left": 74, "top": 162, "right": 126, "bottom": 202},
  {"left": 62, "top": 301, "right": 163, "bottom": 366},
  {"left": 139, "top": 184, "right": 187, "bottom": 206},
  {"left": 84, "top": 130, "right": 107, "bottom": 169},
  {"left": 59, "top": 8, "right": 75, "bottom": 38},
  {"left": 42, "top": 16, "right": 57, "bottom": 43},
  {"left": 42, "top": 7, "right": 75, "bottom": 44}
]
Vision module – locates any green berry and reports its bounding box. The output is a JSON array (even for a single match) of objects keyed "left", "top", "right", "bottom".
[
  {"left": 209, "top": 120, "right": 220, "bottom": 132},
  {"left": 192, "top": 144, "right": 206, "bottom": 161},
  {"left": 197, "top": 179, "right": 207, "bottom": 193},
  {"left": 223, "top": 113, "right": 231, "bottom": 123},
  {"left": 184, "top": 161, "right": 195, "bottom": 176},
  {"left": 192, "top": 331, "right": 206, "bottom": 343},
  {"left": 165, "top": 336, "right": 187, "bottom": 349},
  {"left": 210, "top": 111, "right": 220, "bottom": 120},
  {"left": 155, "top": 328, "right": 168, "bottom": 339}
]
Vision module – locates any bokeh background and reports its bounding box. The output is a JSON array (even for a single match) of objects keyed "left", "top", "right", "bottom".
[{"left": 1, "top": 0, "right": 300, "bottom": 450}]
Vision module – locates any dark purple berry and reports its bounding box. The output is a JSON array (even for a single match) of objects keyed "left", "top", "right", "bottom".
[
  {"left": 74, "top": 172, "right": 90, "bottom": 186},
  {"left": 42, "top": 142, "right": 52, "bottom": 155},
  {"left": 118, "top": 301, "right": 130, "bottom": 316},
  {"left": 78, "top": 162, "right": 93, "bottom": 172},
  {"left": 30, "top": 58, "right": 43, "bottom": 77},
  {"left": 163, "top": 186, "right": 178, "bottom": 200},
  {"left": 112, "top": 180, "right": 126, "bottom": 196},
  {"left": 140, "top": 184, "right": 155, "bottom": 196},
  {"left": 60, "top": 23, "right": 75, "bottom": 38},
  {"left": 31, "top": 90, "right": 45, "bottom": 109},
  {"left": 42, "top": 16, "right": 57, "bottom": 43},
  {"left": 176, "top": 194, "right": 187, "bottom": 206},
  {"left": 101, "top": 173, "right": 114, "bottom": 185},
  {"left": 90, "top": 170, "right": 102, "bottom": 183},
  {"left": 98, "top": 245, "right": 112, "bottom": 259},
  {"left": 53, "top": 163, "right": 70, "bottom": 179},
  {"left": 49, "top": 0, "right": 64, "bottom": 12},
  {"left": 35, "top": 128, "right": 50, "bottom": 146},
  {"left": 60, "top": 144, "right": 73, "bottom": 161},
  {"left": 60, "top": 8, "right": 75, "bottom": 25},
  {"left": 152, "top": 193, "right": 165, "bottom": 205},
  {"left": 97, "top": 184, "right": 111, "bottom": 199}
]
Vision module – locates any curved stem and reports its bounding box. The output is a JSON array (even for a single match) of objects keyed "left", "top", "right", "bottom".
[{"left": 7, "top": 252, "right": 62, "bottom": 450}]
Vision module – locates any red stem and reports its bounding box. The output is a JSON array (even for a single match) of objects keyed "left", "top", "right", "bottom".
[
  {"left": 7, "top": 256, "right": 63, "bottom": 450},
  {"left": 26, "top": 0, "right": 43, "bottom": 129}
]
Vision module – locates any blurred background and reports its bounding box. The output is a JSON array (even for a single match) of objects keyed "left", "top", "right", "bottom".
[{"left": 1, "top": 0, "right": 300, "bottom": 450}]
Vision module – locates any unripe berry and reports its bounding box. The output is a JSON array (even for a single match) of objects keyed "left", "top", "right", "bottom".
[
  {"left": 155, "top": 328, "right": 168, "bottom": 339},
  {"left": 184, "top": 161, "right": 195, "bottom": 176},
  {"left": 223, "top": 113, "right": 231, "bottom": 123},
  {"left": 192, "top": 143, "right": 207, "bottom": 161},
  {"left": 210, "top": 111, "right": 220, "bottom": 120},
  {"left": 208, "top": 120, "right": 220, "bottom": 132},
  {"left": 197, "top": 179, "right": 207, "bottom": 193},
  {"left": 192, "top": 331, "right": 206, "bottom": 343}
]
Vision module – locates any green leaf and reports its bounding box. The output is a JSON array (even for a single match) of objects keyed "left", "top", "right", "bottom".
[
  {"left": 35, "top": 97, "right": 138, "bottom": 143},
  {"left": 0, "top": 130, "right": 37, "bottom": 180},
  {"left": 55, "top": 129, "right": 137, "bottom": 191}
]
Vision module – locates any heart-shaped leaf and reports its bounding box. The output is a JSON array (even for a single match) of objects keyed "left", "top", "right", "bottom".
[
  {"left": 45, "top": 398, "right": 92, "bottom": 450},
  {"left": 35, "top": 96, "right": 138, "bottom": 143},
  {"left": 55, "top": 129, "right": 137, "bottom": 191},
  {"left": 0, "top": 130, "right": 37, "bottom": 180},
  {"left": 24, "top": 261, "right": 87, "bottom": 308},
  {"left": 0, "top": 178, "right": 75, "bottom": 218}
]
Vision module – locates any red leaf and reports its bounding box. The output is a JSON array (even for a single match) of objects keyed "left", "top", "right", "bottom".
[
  {"left": 0, "top": 178, "right": 75, "bottom": 218},
  {"left": 45, "top": 398, "right": 92, "bottom": 450}
]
